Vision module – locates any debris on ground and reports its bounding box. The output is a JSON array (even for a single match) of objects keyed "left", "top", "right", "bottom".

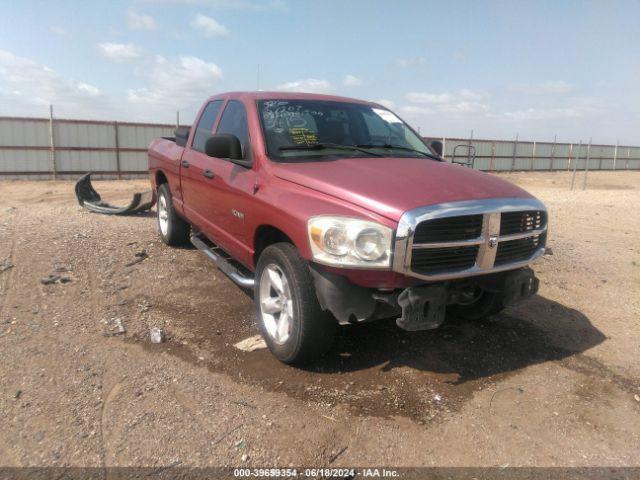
[
  {"left": 0, "top": 260, "right": 13, "bottom": 273},
  {"left": 75, "top": 172, "right": 155, "bottom": 215},
  {"left": 544, "top": 246, "right": 554, "bottom": 255},
  {"left": 40, "top": 274, "right": 71, "bottom": 285},
  {"left": 126, "top": 250, "right": 149, "bottom": 267},
  {"left": 634, "top": 394, "right": 640, "bottom": 402},
  {"left": 150, "top": 327, "right": 165, "bottom": 344},
  {"left": 233, "top": 334, "right": 267, "bottom": 352},
  {"left": 115, "top": 318, "right": 126, "bottom": 334}
]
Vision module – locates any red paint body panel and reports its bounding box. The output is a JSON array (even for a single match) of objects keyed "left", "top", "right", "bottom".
[{"left": 148, "top": 92, "right": 535, "bottom": 289}]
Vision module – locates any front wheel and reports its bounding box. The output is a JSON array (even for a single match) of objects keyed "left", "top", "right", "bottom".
[
  {"left": 448, "top": 288, "right": 505, "bottom": 321},
  {"left": 255, "top": 243, "right": 336, "bottom": 364}
]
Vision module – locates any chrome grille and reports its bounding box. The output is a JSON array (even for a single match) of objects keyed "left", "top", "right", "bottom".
[
  {"left": 495, "top": 232, "right": 547, "bottom": 265},
  {"left": 393, "top": 198, "right": 548, "bottom": 281},
  {"left": 500, "top": 210, "right": 546, "bottom": 236},
  {"left": 411, "top": 245, "right": 479, "bottom": 275},
  {"left": 413, "top": 215, "right": 483, "bottom": 243}
]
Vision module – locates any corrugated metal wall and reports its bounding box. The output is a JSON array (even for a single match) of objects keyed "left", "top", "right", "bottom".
[
  {"left": 1, "top": 116, "right": 639, "bottom": 178},
  {"left": 0, "top": 117, "right": 175, "bottom": 179},
  {"left": 438, "top": 137, "right": 640, "bottom": 172}
]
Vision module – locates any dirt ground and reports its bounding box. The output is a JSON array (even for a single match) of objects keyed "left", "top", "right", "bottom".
[{"left": 0, "top": 171, "right": 639, "bottom": 468}]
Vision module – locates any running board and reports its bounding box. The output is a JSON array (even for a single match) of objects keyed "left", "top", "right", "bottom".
[{"left": 190, "top": 234, "right": 255, "bottom": 288}]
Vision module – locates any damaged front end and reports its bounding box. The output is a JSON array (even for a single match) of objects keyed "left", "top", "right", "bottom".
[
  {"left": 75, "top": 173, "right": 156, "bottom": 215},
  {"left": 310, "top": 265, "right": 539, "bottom": 331}
]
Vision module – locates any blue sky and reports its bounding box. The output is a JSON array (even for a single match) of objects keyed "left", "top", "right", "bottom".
[{"left": 1, "top": 0, "right": 639, "bottom": 143}]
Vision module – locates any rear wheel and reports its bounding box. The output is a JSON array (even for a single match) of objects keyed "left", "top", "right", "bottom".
[
  {"left": 255, "top": 243, "right": 336, "bottom": 364},
  {"left": 157, "top": 183, "right": 190, "bottom": 246}
]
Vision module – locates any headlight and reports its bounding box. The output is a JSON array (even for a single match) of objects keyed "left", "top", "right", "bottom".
[{"left": 307, "top": 216, "right": 393, "bottom": 268}]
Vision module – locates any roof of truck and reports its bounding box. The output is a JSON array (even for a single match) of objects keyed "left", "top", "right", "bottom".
[{"left": 207, "top": 91, "right": 378, "bottom": 105}]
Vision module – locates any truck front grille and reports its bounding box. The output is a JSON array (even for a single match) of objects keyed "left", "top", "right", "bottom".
[
  {"left": 394, "top": 199, "right": 548, "bottom": 280},
  {"left": 495, "top": 233, "right": 547, "bottom": 266},
  {"left": 500, "top": 210, "right": 546, "bottom": 235},
  {"left": 413, "top": 215, "right": 483, "bottom": 243},
  {"left": 411, "top": 245, "right": 479, "bottom": 275}
]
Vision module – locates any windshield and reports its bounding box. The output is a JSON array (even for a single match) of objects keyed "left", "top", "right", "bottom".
[{"left": 257, "top": 99, "right": 435, "bottom": 161}]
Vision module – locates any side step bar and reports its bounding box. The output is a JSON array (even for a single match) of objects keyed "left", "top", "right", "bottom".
[{"left": 190, "top": 234, "right": 255, "bottom": 288}]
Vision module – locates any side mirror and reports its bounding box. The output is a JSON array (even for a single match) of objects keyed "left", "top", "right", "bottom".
[
  {"left": 205, "top": 134, "right": 244, "bottom": 161},
  {"left": 428, "top": 139, "right": 443, "bottom": 157}
]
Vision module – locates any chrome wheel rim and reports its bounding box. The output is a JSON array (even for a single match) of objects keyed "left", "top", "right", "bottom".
[
  {"left": 158, "top": 193, "right": 169, "bottom": 236},
  {"left": 259, "top": 264, "right": 293, "bottom": 344}
]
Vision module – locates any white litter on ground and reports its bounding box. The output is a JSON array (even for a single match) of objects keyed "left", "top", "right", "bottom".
[{"left": 234, "top": 335, "right": 267, "bottom": 352}]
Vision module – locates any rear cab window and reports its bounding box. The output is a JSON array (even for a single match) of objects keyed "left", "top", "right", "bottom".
[
  {"left": 192, "top": 100, "right": 224, "bottom": 152},
  {"left": 216, "top": 100, "right": 252, "bottom": 161}
]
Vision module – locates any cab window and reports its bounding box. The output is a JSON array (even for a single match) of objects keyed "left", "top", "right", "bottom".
[
  {"left": 216, "top": 100, "right": 252, "bottom": 161},
  {"left": 192, "top": 100, "right": 223, "bottom": 152}
]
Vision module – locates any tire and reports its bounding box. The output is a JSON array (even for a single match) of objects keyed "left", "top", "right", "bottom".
[
  {"left": 448, "top": 289, "right": 505, "bottom": 321},
  {"left": 255, "top": 242, "right": 336, "bottom": 364},
  {"left": 157, "top": 183, "right": 190, "bottom": 246}
]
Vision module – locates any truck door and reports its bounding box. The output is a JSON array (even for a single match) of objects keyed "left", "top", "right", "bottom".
[
  {"left": 207, "top": 99, "right": 257, "bottom": 263},
  {"left": 180, "top": 99, "right": 224, "bottom": 235}
]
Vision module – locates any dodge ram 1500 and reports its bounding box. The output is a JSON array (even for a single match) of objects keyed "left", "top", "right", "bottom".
[{"left": 148, "top": 92, "right": 547, "bottom": 363}]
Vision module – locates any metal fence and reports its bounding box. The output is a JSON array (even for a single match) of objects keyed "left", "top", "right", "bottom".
[
  {"left": 0, "top": 116, "right": 175, "bottom": 179},
  {"left": 439, "top": 136, "right": 640, "bottom": 172},
  {"left": 1, "top": 115, "right": 639, "bottom": 179}
]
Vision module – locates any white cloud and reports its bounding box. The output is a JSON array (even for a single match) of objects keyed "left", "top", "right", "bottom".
[
  {"left": 502, "top": 106, "right": 591, "bottom": 120},
  {"left": 142, "top": 0, "right": 286, "bottom": 11},
  {"left": 374, "top": 98, "right": 396, "bottom": 109},
  {"left": 127, "top": 10, "right": 157, "bottom": 30},
  {"left": 191, "top": 13, "right": 230, "bottom": 37},
  {"left": 510, "top": 80, "right": 574, "bottom": 95},
  {"left": 0, "top": 49, "right": 105, "bottom": 117},
  {"left": 394, "top": 57, "right": 425, "bottom": 68},
  {"left": 400, "top": 105, "right": 436, "bottom": 116},
  {"left": 343, "top": 74, "right": 362, "bottom": 87},
  {"left": 49, "top": 26, "right": 67, "bottom": 36},
  {"left": 405, "top": 92, "right": 454, "bottom": 104},
  {"left": 405, "top": 89, "right": 487, "bottom": 105},
  {"left": 404, "top": 90, "right": 489, "bottom": 116},
  {"left": 98, "top": 42, "right": 145, "bottom": 61},
  {"left": 127, "top": 55, "right": 223, "bottom": 113},
  {"left": 276, "top": 78, "right": 332, "bottom": 94}
]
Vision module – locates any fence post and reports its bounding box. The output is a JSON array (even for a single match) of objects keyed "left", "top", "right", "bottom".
[
  {"left": 627, "top": 147, "right": 631, "bottom": 170},
  {"left": 490, "top": 141, "right": 496, "bottom": 171},
  {"left": 442, "top": 136, "right": 446, "bottom": 161},
  {"left": 468, "top": 129, "right": 473, "bottom": 167},
  {"left": 176, "top": 111, "right": 180, "bottom": 130},
  {"left": 613, "top": 141, "right": 618, "bottom": 171},
  {"left": 571, "top": 140, "right": 581, "bottom": 190},
  {"left": 114, "top": 121, "right": 122, "bottom": 180},
  {"left": 567, "top": 143, "right": 573, "bottom": 171},
  {"left": 531, "top": 141, "right": 536, "bottom": 171},
  {"left": 583, "top": 138, "right": 591, "bottom": 190},
  {"left": 511, "top": 133, "right": 518, "bottom": 171},
  {"left": 48, "top": 104, "right": 57, "bottom": 180},
  {"left": 549, "top": 134, "right": 556, "bottom": 171}
]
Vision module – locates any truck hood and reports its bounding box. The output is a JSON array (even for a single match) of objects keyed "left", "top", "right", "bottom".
[{"left": 271, "top": 157, "right": 533, "bottom": 222}]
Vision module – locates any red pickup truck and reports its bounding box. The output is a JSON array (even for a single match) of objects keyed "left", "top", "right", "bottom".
[{"left": 148, "top": 92, "right": 547, "bottom": 364}]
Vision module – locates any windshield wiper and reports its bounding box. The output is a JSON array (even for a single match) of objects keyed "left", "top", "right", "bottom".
[
  {"left": 356, "top": 143, "right": 438, "bottom": 159},
  {"left": 278, "top": 143, "right": 382, "bottom": 157}
]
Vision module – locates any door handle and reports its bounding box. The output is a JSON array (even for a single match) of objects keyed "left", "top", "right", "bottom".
[
  {"left": 203, "top": 169, "right": 214, "bottom": 179},
  {"left": 181, "top": 160, "right": 190, "bottom": 168}
]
